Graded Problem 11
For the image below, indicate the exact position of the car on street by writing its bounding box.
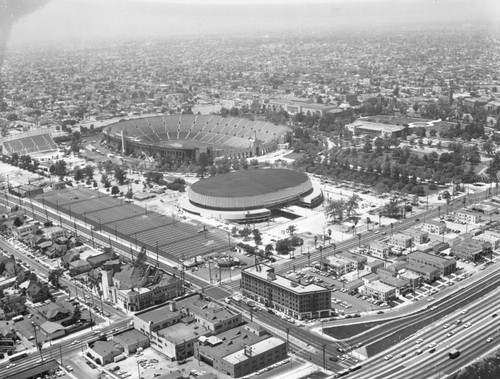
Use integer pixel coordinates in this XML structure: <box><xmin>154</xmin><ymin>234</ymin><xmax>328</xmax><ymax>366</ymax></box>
<box><xmin>428</xmin><ymin>342</ymin><xmax>436</xmax><ymax>348</ymax></box>
<box><xmin>443</xmin><ymin>324</ymin><xmax>450</xmax><ymax>329</ymax></box>
<box><xmin>463</xmin><ymin>322</ymin><xmax>472</xmax><ymax>328</ymax></box>
<box><xmin>447</xmin><ymin>331</ymin><xmax>455</xmax><ymax>337</ymax></box>
<box><xmin>487</xmin><ymin>337</ymin><xmax>494</xmax><ymax>343</ymax></box>
<box><xmin>384</xmin><ymin>354</ymin><xmax>393</xmax><ymax>360</ymax></box>
<box><xmin>416</xmin><ymin>339</ymin><xmax>423</xmax><ymax>344</ymax></box>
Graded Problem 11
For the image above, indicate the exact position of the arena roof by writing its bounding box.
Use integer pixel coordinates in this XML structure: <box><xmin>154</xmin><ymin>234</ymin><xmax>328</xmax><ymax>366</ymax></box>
<box><xmin>188</xmin><ymin>169</ymin><xmax>312</xmax><ymax>210</ymax></box>
<box><xmin>191</xmin><ymin>169</ymin><xmax>309</xmax><ymax>198</ymax></box>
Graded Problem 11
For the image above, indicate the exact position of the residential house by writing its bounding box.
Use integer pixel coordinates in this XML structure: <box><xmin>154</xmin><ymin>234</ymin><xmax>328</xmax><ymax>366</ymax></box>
<box><xmin>0</xmin><ymin>323</ymin><xmax>17</xmax><ymax>353</ymax></box>
<box><xmin>21</xmin><ymin>279</ymin><xmax>50</xmax><ymax>303</ymax></box>
<box><xmin>68</xmin><ymin>259</ymin><xmax>92</xmax><ymax>276</ymax></box>
<box><xmin>36</xmin><ymin>302</ymin><xmax>76</xmax><ymax>327</ymax></box>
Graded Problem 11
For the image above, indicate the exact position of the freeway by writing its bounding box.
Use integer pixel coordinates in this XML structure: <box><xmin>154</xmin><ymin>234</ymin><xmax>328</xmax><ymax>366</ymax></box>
<box><xmin>0</xmin><ymin>317</ymin><xmax>132</xmax><ymax>378</ymax></box>
<box><xmin>1</xmin><ymin>187</ymin><xmax>495</xmax><ymax>375</ymax></box>
<box><xmin>348</xmin><ymin>288</ymin><xmax>500</xmax><ymax>379</ymax></box>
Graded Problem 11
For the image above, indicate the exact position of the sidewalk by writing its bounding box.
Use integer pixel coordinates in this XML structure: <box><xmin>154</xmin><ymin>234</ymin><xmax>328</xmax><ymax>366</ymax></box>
<box><xmin>268</xmin><ymin>362</ymin><xmax>324</xmax><ymax>379</ymax></box>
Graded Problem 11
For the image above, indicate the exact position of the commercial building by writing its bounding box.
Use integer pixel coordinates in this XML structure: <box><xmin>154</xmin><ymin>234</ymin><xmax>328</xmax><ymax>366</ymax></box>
<box><xmin>133</xmin><ymin>293</ymin><xmax>242</xmax><ymax>361</ymax></box>
<box><xmin>101</xmin><ymin>264</ymin><xmax>183</xmax><ymax>312</ymax></box>
<box><xmin>112</xmin><ymin>329</ymin><xmax>150</xmax><ymax>355</ymax></box>
<box><xmin>421</xmin><ymin>220</ymin><xmax>446</xmax><ymax>235</ymax></box>
<box><xmin>407</xmin><ymin>251</ymin><xmax>456</xmax><ymax>277</ymax></box>
<box><xmin>86</xmin><ymin>340</ymin><xmax>124</xmax><ymax>365</ymax></box>
<box><xmin>241</xmin><ymin>265</ymin><xmax>331</xmax><ymax>320</ymax></box>
<box><xmin>194</xmin><ymin>323</ymin><xmax>287</xmax><ymax>378</ymax></box>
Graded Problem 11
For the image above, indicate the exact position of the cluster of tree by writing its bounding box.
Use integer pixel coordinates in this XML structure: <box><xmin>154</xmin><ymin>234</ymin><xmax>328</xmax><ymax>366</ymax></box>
<box><xmin>275</xmin><ymin>236</ymin><xmax>303</xmax><ymax>255</ymax></box>
<box><xmin>324</xmin><ymin>194</ymin><xmax>361</xmax><ymax>223</ymax></box>
<box><xmin>5</xmin><ymin>153</ymin><xmax>40</xmax><ymax>173</ymax></box>
<box><xmin>73</xmin><ymin>164</ymin><xmax>95</xmax><ymax>184</ymax></box>
<box><xmin>439</xmin><ymin>120</ymin><xmax>486</xmax><ymax>141</ymax></box>
<box><xmin>294</xmin><ymin>143</ymin><xmax>483</xmax><ymax>196</ymax></box>
<box><xmin>143</xmin><ymin>172</ymin><xmax>186</xmax><ymax>192</ymax></box>
<box><xmin>50</xmin><ymin>160</ymin><xmax>68</xmax><ymax>178</ymax></box>
<box><xmin>99</xmin><ymin>160</ymin><xmax>127</xmax><ymax>185</ymax></box>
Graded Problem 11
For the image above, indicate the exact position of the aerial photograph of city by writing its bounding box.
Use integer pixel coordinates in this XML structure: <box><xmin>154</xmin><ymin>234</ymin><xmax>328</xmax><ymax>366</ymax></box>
<box><xmin>0</xmin><ymin>0</ymin><xmax>499</xmax><ymax>378</ymax></box>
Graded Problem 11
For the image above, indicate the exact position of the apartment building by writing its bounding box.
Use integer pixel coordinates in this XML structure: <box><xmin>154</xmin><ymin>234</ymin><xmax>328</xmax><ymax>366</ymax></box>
<box><xmin>421</xmin><ymin>220</ymin><xmax>446</xmax><ymax>235</ymax></box>
<box><xmin>241</xmin><ymin>265</ymin><xmax>331</xmax><ymax>320</ymax></box>
<box><xmin>407</xmin><ymin>251</ymin><xmax>456</xmax><ymax>277</ymax></box>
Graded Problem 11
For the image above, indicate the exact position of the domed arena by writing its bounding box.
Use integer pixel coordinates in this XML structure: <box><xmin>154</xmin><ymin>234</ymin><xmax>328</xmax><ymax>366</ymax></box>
<box><xmin>103</xmin><ymin>115</ymin><xmax>290</xmax><ymax>161</ymax></box>
<box><xmin>181</xmin><ymin>169</ymin><xmax>323</xmax><ymax>223</ymax></box>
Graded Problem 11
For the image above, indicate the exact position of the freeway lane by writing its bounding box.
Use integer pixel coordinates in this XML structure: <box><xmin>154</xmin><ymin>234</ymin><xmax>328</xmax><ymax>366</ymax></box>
<box><xmin>348</xmin><ymin>289</ymin><xmax>500</xmax><ymax>379</ymax></box>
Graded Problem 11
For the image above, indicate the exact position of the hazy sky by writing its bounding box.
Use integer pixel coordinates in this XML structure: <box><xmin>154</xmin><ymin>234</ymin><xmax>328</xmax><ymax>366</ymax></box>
<box><xmin>2</xmin><ymin>0</ymin><xmax>500</xmax><ymax>47</ymax></box>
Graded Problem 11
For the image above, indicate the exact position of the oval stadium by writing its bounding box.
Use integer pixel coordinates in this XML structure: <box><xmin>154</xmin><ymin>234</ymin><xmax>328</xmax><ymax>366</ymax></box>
<box><xmin>103</xmin><ymin>115</ymin><xmax>291</xmax><ymax>161</ymax></box>
<box><xmin>181</xmin><ymin>169</ymin><xmax>323</xmax><ymax>223</ymax></box>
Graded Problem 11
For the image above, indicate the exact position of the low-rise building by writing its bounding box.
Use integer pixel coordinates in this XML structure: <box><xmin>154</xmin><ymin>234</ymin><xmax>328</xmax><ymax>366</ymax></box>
<box><xmin>404</xmin><ymin>263</ymin><xmax>440</xmax><ymax>283</ymax></box>
<box><xmin>113</xmin><ymin>329</ymin><xmax>150</xmax><ymax>355</ymax></box>
<box><xmin>101</xmin><ymin>263</ymin><xmax>183</xmax><ymax>312</ymax></box>
<box><xmin>194</xmin><ymin>323</ymin><xmax>287</xmax><ymax>378</ymax></box>
<box><xmin>368</xmin><ymin>241</ymin><xmax>390</xmax><ymax>259</ymax></box>
<box><xmin>13</xmin><ymin>221</ymin><xmax>40</xmax><ymax>238</ymax></box>
<box><xmin>241</xmin><ymin>265</ymin><xmax>331</xmax><ymax>320</ymax></box>
<box><xmin>321</xmin><ymin>256</ymin><xmax>355</xmax><ymax>276</ymax></box>
<box><xmin>86</xmin><ymin>340</ymin><xmax>124</xmax><ymax>365</ymax></box>
<box><xmin>421</xmin><ymin>220</ymin><xmax>446</xmax><ymax>235</ymax></box>
<box><xmin>133</xmin><ymin>293</ymin><xmax>242</xmax><ymax>361</ymax></box>
<box><xmin>455</xmin><ymin>210</ymin><xmax>482</xmax><ymax>224</ymax></box>
<box><xmin>44</xmin><ymin>226</ymin><xmax>66</xmax><ymax>240</ymax></box>
<box><xmin>408</xmin><ymin>251</ymin><xmax>456</xmax><ymax>277</ymax></box>
<box><xmin>359</xmin><ymin>280</ymin><xmax>396</xmax><ymax>301</ymax></box>
<box><xmin>389</xmin><ymin>233</ymin><xmax>413</xmax><ymax>249</ymax></box>
<box><xmin>450</xmin><ymin>237</ymin><xmax>486</xmax><ymax>261</ymax></box>
<box><xmin>403</xmin><ymin>228</ymin><xmax>429</xmax><ymax>244</ymax></box>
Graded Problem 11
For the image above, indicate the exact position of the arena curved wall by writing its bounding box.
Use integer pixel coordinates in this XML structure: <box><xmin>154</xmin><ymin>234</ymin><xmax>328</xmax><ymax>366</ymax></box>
<box><xmin>188</xmin><ymin>169</ymin><xmax>313</xmax><ymax>211</ymax></box>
